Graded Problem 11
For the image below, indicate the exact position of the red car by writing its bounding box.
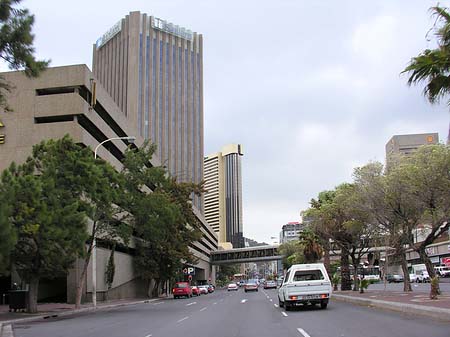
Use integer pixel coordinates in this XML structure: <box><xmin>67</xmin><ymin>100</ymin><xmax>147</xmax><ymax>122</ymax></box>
<box><xmin>191</xmin><ymin>286</ymin><xmax>201</xmax><ymax>296</ymax></box>
<box><xmin>173</xmin><ymin>282</ymin><xmax>192</xmax><ymax>299</ymax></box>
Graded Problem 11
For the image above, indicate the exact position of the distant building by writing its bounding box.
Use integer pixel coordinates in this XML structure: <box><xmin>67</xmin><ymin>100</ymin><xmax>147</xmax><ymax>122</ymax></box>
<box><xmin>385</xmin><ymin>133</ymin><xmax>439</xmax><ymax>167</ymax></box>
<box><xmin>279</xmin><ymin>222</ymin><xmax>304</xmax><ymax>244</ymax></box>
<box><xmin>244</xmin><ymin>237</ymin><xmax>268</xmax><ymax>248</ymax></box>
<box><xmin>204</xmin><ymin>144</ymin><xmax>244</xmax><ymax>248</ymax></box>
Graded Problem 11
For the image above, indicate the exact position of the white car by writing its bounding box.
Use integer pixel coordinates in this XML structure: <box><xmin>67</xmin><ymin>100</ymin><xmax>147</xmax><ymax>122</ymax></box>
<box><xmin>278</xmin><ymin>263</ymin><xmax>331</xmax><ymax>310</ymax></box>
<box><xmin>435</xmin><ymin>266</ymin><xmax>450</xmax><ymax>277</ymax></box>
<box><xmin>409</xmin><ymin>274</ymin><xmax>419</xmax><ymax>283</ymax></box>
<box><xmin>227</xmin><ymin>283</ymin><xmax>239</xmax><ymax>291</ymax></box>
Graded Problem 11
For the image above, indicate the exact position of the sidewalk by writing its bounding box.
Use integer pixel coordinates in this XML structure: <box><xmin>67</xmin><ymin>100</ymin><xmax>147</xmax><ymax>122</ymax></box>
<box><xmin>333</xmin><ymin>288</ymin><xmax>450</xmax><ymax>321</ymax></box>
<box><xmin>0</xmin><ymin>297</ymin><xmax>158</xmax><ymax>325</ymax></box>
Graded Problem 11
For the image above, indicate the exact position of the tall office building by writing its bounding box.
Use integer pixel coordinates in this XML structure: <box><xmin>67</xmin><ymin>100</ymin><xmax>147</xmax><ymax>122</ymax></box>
<box><xmin>385</xmin><ymin>133</ymin><xmax>439</xmax><ymax>167</ymax></box>
<box><xmin>204</xmin><ymin>144</ymin><xmax>244</xmax><ymax>248</ymax></box>
<box><xmin>92</xmin><ymin>12</ymin><xmax>204</xmax><ymax>211</ymax></box>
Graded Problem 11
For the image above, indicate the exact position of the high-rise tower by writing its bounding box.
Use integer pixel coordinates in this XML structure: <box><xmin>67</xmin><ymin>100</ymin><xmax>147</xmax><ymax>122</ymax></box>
<box><xmin>204</xmin><ymin>144</ymin><xmax>244</xmax><ymax>248</ymax></box>
<box><xmin>92</xmin><ymin>12</ymin><xmax>204</xmax><ymax>211</ymax></box>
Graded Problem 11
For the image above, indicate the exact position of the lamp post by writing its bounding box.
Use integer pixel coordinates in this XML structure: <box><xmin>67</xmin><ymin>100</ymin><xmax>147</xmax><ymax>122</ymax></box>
<box><xmin>92</xmin><ymin>136</ymin><xmax>135</xmax><ymax>307</ymax></box>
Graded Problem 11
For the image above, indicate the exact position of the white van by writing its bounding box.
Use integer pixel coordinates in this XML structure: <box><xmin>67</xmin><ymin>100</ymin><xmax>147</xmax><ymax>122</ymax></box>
<box><xmin>277</xmin><ymin>263</ymin><xmax>332</xmax><ymax>311</ymax></box>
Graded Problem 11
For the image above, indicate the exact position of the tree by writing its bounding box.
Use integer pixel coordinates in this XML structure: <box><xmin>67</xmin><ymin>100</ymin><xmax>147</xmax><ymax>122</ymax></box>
<box><xmin>298</xmin><ymin>228</ymin><xmax>323</xmax><ymax>263</ymax></box>
<box><xmin>1</xmin><ymin>138</ymin><xmax>91</xmax><ymax>312</ymax></box>
<box><xmin>403</xmin><ymin>6</ymin><xmax>450</xmax><ymax>105</ymax></box>
<box><xmin>278</xmin><ymin>240</ymin><xmax>304</xmax><ymax>270</ymax></box>
<box><xmin>122</xmin><ymin>141</ymin><xmax>202</xmax><ymax>297</ymax></box>
<box><xmin>0</xmin><ymin>0</ymin><xmax>49</xmax><ymax>111</ymax></box>
<box><xmin>0</xmin><ymin>176</ymin><xmax>16</xmax><ymax>275</ymax></box>
<box><xmin>397</xmin><ymin>145</ymin><xmax>450</xmax><ymax>298</ymax></box>
<box><xmin>353</xmin><ymin>162</ymin><xmax>419</xmax><ymax>292</ymax></box>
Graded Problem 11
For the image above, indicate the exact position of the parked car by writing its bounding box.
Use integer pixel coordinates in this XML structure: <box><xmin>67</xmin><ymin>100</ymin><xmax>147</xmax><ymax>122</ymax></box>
<box><xmin>227</xmin><ymin>283</ymin><xmax>239</xmax><ymax>291</ymax></box>
<box><xmin>278</xmin><ymin>263</ymin><xmax>331</xmax><ymax>310</ymax></box>
<box><xmin>173</xmin><ymin>282</ymin><xmax>192</xmax><ymax>299</ymax></box>
<box><xmin>198</xmin><ymin>285</ymin><xmax>209</xmax><ymax>294</ymax></box>
<box><xmin>386</xmin><ymin>274</ymin><xmax>404</xmax><ymax>283</ymax></box>
<box><xmin>435</xmin><ymin>266</ymin><xmax>450</xmax><ymax>277</ymax></box>
<box><xmin>207</xmin><ymin>284</ymin><xmax>215</xmax><ymax>293</ymax></box>
<box><xmin>191</xmin><ymin>286</ymin><xmax>200</xmax><ymax>296</ymax></box>
<box><xmin>244</xmin><ymin>279</ymin><xmax>259</xmax><ymax>292</ymax></box>
<box><xmin>409</xmin><ymin>274</ymin><xmax>419</xmax><ymax>283</ymax></box>
<box><xmin>263</xmin><ymin>280</ymin><xmax>277</xmax><ymax>289</ymax></box>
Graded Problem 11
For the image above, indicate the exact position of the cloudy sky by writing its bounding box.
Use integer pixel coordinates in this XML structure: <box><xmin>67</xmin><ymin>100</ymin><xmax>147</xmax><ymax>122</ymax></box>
<box><xmin>25</xmin><ymin>0</ymin><xmax>449</xmax><ymax>244</ymax></box>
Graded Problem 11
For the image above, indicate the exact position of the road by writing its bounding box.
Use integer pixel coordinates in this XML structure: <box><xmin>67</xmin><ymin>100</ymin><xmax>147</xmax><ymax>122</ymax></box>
<box><xmin>14</xmin><ymin>288</ymin><xmax>450</xmax><ymax>337</ymax></box>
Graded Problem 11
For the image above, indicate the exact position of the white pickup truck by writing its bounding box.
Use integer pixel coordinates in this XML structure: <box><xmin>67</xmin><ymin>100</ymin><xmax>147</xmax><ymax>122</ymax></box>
<box><xmin>278</xmin><ymin>263</ymin><xmax>332</xmax><ymax>311</ymax></box>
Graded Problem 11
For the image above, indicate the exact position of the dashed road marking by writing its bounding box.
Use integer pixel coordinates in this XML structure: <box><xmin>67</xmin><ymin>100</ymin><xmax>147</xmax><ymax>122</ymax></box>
<box><xmin>297</xmin><ymin>328</ymin><xmax>312</xmax><ymax>337</ymax></box>
<box><xmin>144</xmin><ymin>334</ymin><xmax>152</xmax><ymax>337</ymax></box>
<box><xmin>177</xmin><ymin>316</ymin><xmax>189</xmax><ymax>323</ymax></box>
<box><xmin>153</xmin><ymin>302</ymin><xmax>164</xmax><ymax>305</ymax></box>
<box><xmin>270</xmin><ymin>299</ymin><xmax>273</xmax><ymax>302</ymax></box>
<box><xmin>241</xmin><ymin>299</ymin><xmax>247</xmax><ymax>303</ymax></box>
<box><xmin>213</xmin><ymin>302</ymin><xmax>217</xmax><ymax>305</ymax></box>
<box><xmin>274</xmin><ymin>304</ymin><xmax>279</xmax><ymax>308</ymax></box>
<box><xmin>282</xmin><ymin>311</ymin><xmax>288</xmax><ymax>317</ymax></box>
<box><xmin>200</xmin><ymin>307</ymin><xmax>207</xmax><ymax>311</ymax></box>
<box><xmin>186</xmin><ymin>302</ymin><xmax>197</xmax><ymax>306</ymax></box>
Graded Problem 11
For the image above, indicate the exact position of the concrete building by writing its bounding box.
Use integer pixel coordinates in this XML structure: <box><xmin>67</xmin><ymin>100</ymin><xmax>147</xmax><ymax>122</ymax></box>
<box><xmin>279</xmin><ymin>222</ymin><xmax>304</xmax><ymax>244</ymax></box>
<box><xmin>92</xmin><ymin>12</ymin><xmax>204</xmax><ymax>211</ymax></box>
<box><xmin>385</xmin><ymin>133</ymin><xmax>439</xmax><ymax>167</ymax></box>
<box><xmin>0</xmin><ymin>64</ymin><xmax>217</xmax><ymax>302</ymax></box>
<box><xmin>204</xmin><ymin>144</ymin><xmax>244</xmax><ymax>248</ymax></box>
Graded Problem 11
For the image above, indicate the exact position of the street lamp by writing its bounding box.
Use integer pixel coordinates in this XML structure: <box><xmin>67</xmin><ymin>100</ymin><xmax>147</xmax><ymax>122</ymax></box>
<box><xmin>92</xmin><ymin>136</ymin><xmax>135</xmax><ymax>307</ymax></box>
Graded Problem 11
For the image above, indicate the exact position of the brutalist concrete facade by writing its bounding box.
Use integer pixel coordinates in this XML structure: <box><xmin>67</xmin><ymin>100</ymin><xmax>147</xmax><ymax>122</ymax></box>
<box><xmin>0</xmin><ymin>65</ymin><xmax>217</xmax><ymax>303</ymax></box>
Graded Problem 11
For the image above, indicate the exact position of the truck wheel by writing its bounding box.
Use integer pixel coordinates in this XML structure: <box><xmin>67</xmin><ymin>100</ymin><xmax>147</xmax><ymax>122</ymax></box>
<box><xmin>320</xmin><ymin>301</ymin><xmax>328</xmax><ymax>309</ymax></box>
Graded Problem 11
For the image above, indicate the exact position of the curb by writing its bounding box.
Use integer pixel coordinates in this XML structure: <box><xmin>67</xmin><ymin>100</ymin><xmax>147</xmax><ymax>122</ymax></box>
<box><xmin>333</xmin><ymin>294</ymin><xmax>450</xmax><ymax>321</ymax></box>
<box><xmin>0</xmin><ymin>298</ymin><xmax>159</xmax><ymax>337</ymax></box>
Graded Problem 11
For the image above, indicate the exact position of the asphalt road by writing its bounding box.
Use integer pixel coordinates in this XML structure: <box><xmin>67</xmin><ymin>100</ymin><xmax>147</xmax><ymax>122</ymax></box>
<box><xmin>14</xmin><ymin>288</ymin><xmax>450</xmax><ymax>337</ymax></box>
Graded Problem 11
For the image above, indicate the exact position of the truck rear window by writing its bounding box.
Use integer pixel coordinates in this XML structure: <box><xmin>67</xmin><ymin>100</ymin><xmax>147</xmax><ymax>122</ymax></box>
<box><xmin>293</xmin><ymin>270</ymin><xmax>324</xmax><ymax>281</ymax></box>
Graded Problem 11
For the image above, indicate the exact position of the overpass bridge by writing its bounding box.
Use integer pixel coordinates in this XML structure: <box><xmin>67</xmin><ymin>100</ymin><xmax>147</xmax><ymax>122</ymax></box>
<box><xmin>211</xmin><ymin>245</ymin><xmax>283</xmax><ymax>265</ymax></box>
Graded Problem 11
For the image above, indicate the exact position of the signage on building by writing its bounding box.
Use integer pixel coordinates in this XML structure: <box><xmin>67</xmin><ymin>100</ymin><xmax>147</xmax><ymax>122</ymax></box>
<box><xmin>151</xmin><ymin>17</ymin><xmax>193</xmax><ymax>41</ymax></box>
<box><xmin>183</xmin><ymin>267</ymin><xmax>195</xmax><ymax>275</ymax></box>
<box><xmin>96</xmin><ymin>20</ymin><xmax>122</xmax><ymax>49</ymax></box>
<box><xmin>443</xmin><ymin>257</ymin><xmax>450</xmax><ymax>266</ymax></box>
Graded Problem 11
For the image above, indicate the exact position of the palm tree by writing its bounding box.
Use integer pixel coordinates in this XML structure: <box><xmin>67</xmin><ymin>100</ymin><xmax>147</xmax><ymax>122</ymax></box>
<box><xmin>299</xmin><ymin>228</ymin><xmax>323</xmax><ymax>263</ymax></box>
<box><xmin>402</xmin><ymin>6</ymin><xmax>450</xmax><ymax>143</ymax></box>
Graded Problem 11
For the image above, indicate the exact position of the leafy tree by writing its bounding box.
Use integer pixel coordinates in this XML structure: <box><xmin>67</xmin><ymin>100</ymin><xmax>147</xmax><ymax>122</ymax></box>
<box><xmin>0</xmin><ymin>0</ymin><xmax>49</xmax><ymax>111</ymax></box>
<box><xmin>403</xmin><ymin>6</ymin><xmax>450</xmax><ymax>105</ymax></box>
<box><xmin>397</xmin><ymin>145</ymin><xmax>450</xmax><ymax>298</ymax></box>
<box><xmin>278</xmin><ymin>240</ymin><xmax>304</xmax><ymax>270</ymax></box>
<box><xmin>1</xmin><ymin>138</ymin><xmax>90</xmax><ymax>312</ymax></box>
<box><xmin>0</xmin><ymin>178</ymin><xmax>16</xmax><ymax>275</ymax></box>
<box><xmin>105</xmin><ymin>243</ymin><xmax>116</xmax><ymax>299</ymax></box>
<box><xmin>122</xmin><ymin>141</ymin><xmax>202</xmax><ymax>297</ymax></box>
<box><xmin>353</xmin><ymin>162</ymin><xmax>419</xmax><ymax>292</ymax></box>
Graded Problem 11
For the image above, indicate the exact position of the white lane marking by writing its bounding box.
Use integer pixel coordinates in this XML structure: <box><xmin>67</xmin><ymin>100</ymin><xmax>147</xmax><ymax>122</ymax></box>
<box><xmin>266</xmin><ymin>296</ymin><xmax>270</xmax><ymax>299</ymax></box>
<box><xmin>282</xmin><ymin>311</ymin><xmax>288</xmax><ymax>317</ymax></box>
<box><xmin>177</xmin><ymin>316</ymin><xmax>189</xmax><ymax>323</ymax></box>
<box><xmin>200</xmin><ymin>307</ymin><xmax>207</xmax><ymax>311</ymax></box>
<box><xmin>274</xmin><ymin>304</ymin><xmax>279</xmax><ymax>308</ymax></box>
<box><xmin>186</xmin><ymin>302</ymin><xmax>197</xmax><ymax>306</ymax></box>
<box><xmin>297</xmin><ymin>328</ymin><xmax>312</xmax><ymax>337</ymax></box>
<box><xmin>241</xmin><ymin>299</ymin><xmax>247</xmax><ymax>303</ymax></box>
<box><xmin>144</xmin><ymin>335</ymin><xmax>152</xmax><ymax>337</ymax></box>
<box><xmin>213</xmin><ymin>302</ymin><xmax>217</xmax><ymax>305</ymax></box>
<box><xmin>153</xmin><ymin>302</ymin><xmax>163</xmax><ymax>305</ymax></box>
<box><xmin>270</xmin><ymin>299</ymin><xmax>273</xmax><ymax>302</ymax></box>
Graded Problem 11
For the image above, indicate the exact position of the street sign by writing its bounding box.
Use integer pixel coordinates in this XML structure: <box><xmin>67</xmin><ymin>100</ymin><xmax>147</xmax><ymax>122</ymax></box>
<box><xmin>183</xmin><ymin>267</ymin><xmax>195</xmax><ymax>275</ymax></box>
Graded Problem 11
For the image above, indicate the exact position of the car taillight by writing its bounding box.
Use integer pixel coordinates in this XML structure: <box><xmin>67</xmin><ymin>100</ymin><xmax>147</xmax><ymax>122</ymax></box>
<box><xmin>290</xmin><ymin>296</ymin><xmax>297</xmax><ymax>300</ymax></box>
<box><xmin>321</xmin><ymin>294</ymin><xmax>328</xmax><ymax>298</ymax></box>
<box><xmin>172</xmin><ymin>289</ymin><xmax>175</xmax><ymax>293</ymax></box>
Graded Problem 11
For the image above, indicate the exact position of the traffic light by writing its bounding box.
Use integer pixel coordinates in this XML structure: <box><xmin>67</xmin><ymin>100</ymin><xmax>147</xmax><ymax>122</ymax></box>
<box><xmin>0</xmin><ymin>134</ymin><xmax>4</xmax><ymax>144</ymax></box>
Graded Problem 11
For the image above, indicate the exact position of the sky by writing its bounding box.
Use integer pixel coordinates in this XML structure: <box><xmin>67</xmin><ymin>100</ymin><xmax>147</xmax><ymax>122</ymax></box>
<box><xmin>23</xmin><ymin>0</ymin><xmax>450</xmax><ymax>244</ymax></box>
